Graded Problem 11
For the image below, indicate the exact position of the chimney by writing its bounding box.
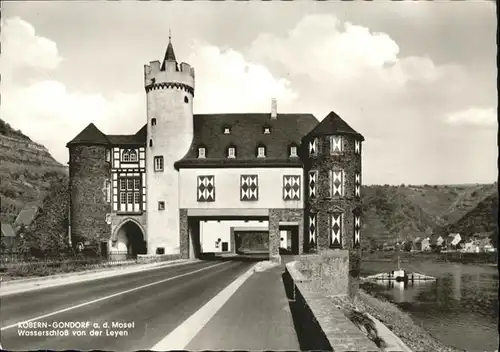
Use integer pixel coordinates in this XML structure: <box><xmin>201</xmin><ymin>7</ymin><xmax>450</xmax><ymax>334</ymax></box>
<box><xmin>271</xmin><ymin>98</ymin><xmax>277</xmax><ymax>119</ymax></box>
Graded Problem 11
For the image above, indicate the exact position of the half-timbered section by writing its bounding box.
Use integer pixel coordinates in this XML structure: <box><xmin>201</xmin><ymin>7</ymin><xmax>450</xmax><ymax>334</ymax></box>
<box><xmin>109</xmin><ymin>145</ymin><xmax>147</xmax><ymax>213</ymax></box>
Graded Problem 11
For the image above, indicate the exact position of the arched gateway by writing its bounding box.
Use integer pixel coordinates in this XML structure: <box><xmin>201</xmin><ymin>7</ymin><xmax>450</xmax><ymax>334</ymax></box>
<box><xmin>111</xmin><ymin>219</ymin><xmax>147</xmax><ymax>258</ymax></box>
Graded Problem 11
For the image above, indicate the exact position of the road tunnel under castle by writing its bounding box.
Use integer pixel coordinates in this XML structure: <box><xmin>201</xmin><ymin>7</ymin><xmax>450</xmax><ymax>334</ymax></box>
<box><xmin>185</xmin><ymin>217</ymin><xmax>301</xmax><ymax>258</ymax></box>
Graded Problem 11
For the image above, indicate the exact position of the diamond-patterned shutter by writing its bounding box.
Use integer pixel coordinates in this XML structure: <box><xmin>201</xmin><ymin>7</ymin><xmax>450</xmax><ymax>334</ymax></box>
<box><xmin>330</xmin><ymin>212</ymin><xmax>343</xmax><ymax>249</ymax></box>
<box><xmin>197</xmin><ymin>176</ymin><xmax>215</xmax><ymax>202</ymax></box>
<box><xmin>241</xmin><ymin>175</ymin><xmax>258</xmax><ymax>201</ymax></box>
<box><xmin>353</xmin><ymin>210</ymin><xmax>361</xmax><ymax>247</ymax></box>
<box><xmin>309</xmin><ymin>138</ymin><xmax>318</xmax><ymax>156</ymax></box>
<box><xmin>355</xmin><ymin>140</ymin><xmax>361</xmax><ymax>154</ymax></box>
<box><xmin>308</xmin><ymin>170</ymin><xmax>318</xmax><ymax>199</ymax></box>
<box><xmin>308</xmin><ymin>213</ymin><xmax>317</xmax><ymax>247</ymax></box>
<box><xmin>330</xmin><ymin>135</ymin><xmax>343</xmax><ymax>153</ymax></box>
<box><xmin>283</xmin><ymin>175</ymin><xmax>301</xmax><ymax>200</ymax></box>
<box><xmin>355</xmin><ymin>172</ymin><xmax>361</xmax><ymax>198</ymax></box>
<box><xmin>329</xmin><ymin>169</ymin><xmax>344</xmax><ymax>197</ymax></box>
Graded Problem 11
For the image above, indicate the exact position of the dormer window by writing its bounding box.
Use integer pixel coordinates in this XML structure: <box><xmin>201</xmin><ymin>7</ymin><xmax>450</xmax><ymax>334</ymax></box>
<box><xmin>257</xmin><ymin>145</ymin><xmax>266</xmax><ymax>158</ymax></box>
<box><xmin>263</xmin><ymin>126</ymin><xmax>271</xmax><ymax>134</ymax></box>
<box><xmin>289</xmin><ymin>145</ymin><xmax>298</xmax><ymax>158</ymax></box>
<box><xmin>198</xmin><ymin>147</ymin><xmax>206</xmax><ymax>159</ymax></box>
<box><xmin>151</xmin><ymin>118</ymin><xmax>157</xmax><ymax>126</ymax></box>
<box><xmin>223</xmin><ymin>126</ymin><xmax>231</xmax><ymax>135</ymax></box>
<box><xmin>227</xmin><ymin>147</ymin><xmax>236</xmax><ymax>158</ymax></box>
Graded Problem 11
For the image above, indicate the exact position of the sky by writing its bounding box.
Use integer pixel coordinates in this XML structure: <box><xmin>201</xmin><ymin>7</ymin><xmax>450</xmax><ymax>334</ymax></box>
<box><xmin>0</xmin><ymin>1</ymin><xmax>497</xmax><ymax>185</ymax></box>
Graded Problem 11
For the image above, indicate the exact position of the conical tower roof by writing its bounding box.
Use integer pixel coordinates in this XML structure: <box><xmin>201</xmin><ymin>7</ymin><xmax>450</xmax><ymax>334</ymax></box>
<box><xmin>305</xmin><ymin>111</ymin><xmax>364</xmax><ymax>141</ymax></box>
<box><xmin>66</xmin><ymin>123</ymin><xmax>110</xmax><ymax>147</ymax></box>
<box><xmin>161</xmin><ymin>30</ymin><xmax>177</xmax><ymax>71</ymax></box>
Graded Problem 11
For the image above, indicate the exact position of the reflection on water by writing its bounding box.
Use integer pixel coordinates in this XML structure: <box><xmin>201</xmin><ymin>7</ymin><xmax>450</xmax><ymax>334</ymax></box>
<box><xmin>371</xmin><ymin>280</ymin><xmax>435</xmax><ymax>303</ymax></box>
<box><xmin>361</xmin><ymin>260</ymin><xmax>499</xmax><ymax>352</ymax></box>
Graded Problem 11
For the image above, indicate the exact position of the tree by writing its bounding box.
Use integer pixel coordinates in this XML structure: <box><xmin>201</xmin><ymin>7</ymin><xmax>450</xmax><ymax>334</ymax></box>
<box><xmin>21</xmin><ymin>179</ymin><xmax>72</xmax><ymax>256</ymax></box>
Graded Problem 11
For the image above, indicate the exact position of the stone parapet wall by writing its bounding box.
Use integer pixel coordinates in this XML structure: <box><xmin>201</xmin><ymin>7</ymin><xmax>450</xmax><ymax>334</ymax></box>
<box><xmin>137</xmin><ymin>254</ymin><xmax>181</xmax><ymax>264</ymax></box>
<box><xmin>295</xmin><ymin>250</ymin><xmax>350</xmax><ymax>296</ymax></box>
<box><xmin>285</xmin><ymin>259</ymin><xmax>380</xmax><ymax>352</ymax></box>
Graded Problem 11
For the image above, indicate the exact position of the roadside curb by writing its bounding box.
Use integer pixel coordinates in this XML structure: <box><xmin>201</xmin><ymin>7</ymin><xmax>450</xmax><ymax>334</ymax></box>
<box><xmin>0</xmin><ymin>259</ymin><xmax>196</xmax><ymax>297</ymax></box>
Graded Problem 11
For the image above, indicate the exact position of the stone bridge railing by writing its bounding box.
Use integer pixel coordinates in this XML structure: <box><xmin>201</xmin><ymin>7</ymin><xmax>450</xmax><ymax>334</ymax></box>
<box><xmin>284</xmin><ymin>251</ymin><xmax>381</xmax><ymax>352</ymax></box>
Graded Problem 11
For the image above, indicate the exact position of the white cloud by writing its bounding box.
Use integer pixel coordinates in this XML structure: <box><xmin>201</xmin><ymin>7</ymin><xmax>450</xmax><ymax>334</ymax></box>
<box><xmin>1</xmin><ymin>80</ymin><xmax>143</xmax><ymax>164</ymax></box>
<box><xmin>0</xmin><ymin>17</ymin><xmax>143</xmax><ymax>164</ymax></box>
<box><xmin>1</xmin><ymin>17</ymin><xmax>298</xmax><ymax>164</ymax></box>
<box><xmin>0</xmin><ymin>17</ymin><xmax>62</xmax><ymax>72</ymax></box>
<box><xmin>446</xmin><ymin>107</ymin><xmax>497</xmax><ymax>128</ymax></box>
<box><xmin>187</xmin><ymin>43</ymin><xmax>297</xmax><ymax>113</ymax></box>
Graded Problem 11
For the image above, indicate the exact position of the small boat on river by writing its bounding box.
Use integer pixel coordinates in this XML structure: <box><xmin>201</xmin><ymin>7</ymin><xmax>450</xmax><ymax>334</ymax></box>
<box><xmin>364</xmin><ymin>256</ymin><xmax>436</xmax><ymax>282</ymax></box>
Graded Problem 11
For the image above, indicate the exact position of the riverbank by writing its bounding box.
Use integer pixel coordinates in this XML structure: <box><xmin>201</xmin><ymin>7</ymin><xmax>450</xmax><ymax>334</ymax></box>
<box><xmin>362</xmin><ymin>250</ymin><xmax>498</xmax><ymax>265</ymax></box>
<box><xmin>330</xmin><ymin>290</ymin><xmax>464</xmax><ymax>352</ymax></box>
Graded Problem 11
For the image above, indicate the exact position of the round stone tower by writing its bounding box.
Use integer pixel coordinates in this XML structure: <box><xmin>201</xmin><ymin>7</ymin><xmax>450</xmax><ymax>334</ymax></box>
<box><xmin>66</xmin><ymin>123</ymin><xmax>112</xmax><ymax>251</ymax></box>
<box><xmin>303</xmin><ymin>111</ymin><xmax>364</xmax><ymax>253</ymax></box>
<box><xmin>302</xmin><ymin>111</ymin><xmax>364</xmax><ymax>297</ymax></box>
<box><xmin>144</xmin><ymin>36</ymin><xmax>195</xmax><ymax>255</ymax></box>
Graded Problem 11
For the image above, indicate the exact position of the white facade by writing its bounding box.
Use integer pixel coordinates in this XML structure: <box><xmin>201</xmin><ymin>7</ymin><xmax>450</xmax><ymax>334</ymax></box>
<box><xmin>179</xmin><ymin>168</ymin><xmax>304</xmax><ymax>210</ymax></box>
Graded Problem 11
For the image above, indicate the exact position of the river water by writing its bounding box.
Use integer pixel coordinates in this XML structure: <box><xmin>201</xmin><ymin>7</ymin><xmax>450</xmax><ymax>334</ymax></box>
<box><xmin>360</xmin><ymin>260</ymin><xmax>499</xmax><ymax>352</ymax></box>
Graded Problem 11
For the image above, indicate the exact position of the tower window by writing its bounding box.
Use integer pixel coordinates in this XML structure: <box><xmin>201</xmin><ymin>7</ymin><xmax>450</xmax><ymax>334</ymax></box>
<box><xmin>227</xmin><ymin>147</ymin><xmax>236</xmax><ymax>158</ymax></box>
<box><xmin>223</xmin><ymin>126</ymin><xmax>231</xmax><ymax>135</ymax></box>
<box><xmin>122</xmin><ymin>149</ymin><xmax>137</xmax><ymax>162</ymax></box>
<box><xmin>263</xmin><ymin>126</ymin><xmax>271</xmax><ymax>134</ymax></box>
<box><xmin>151</xmin><ymin>118</ymin><xmax>157</xmax><ymax>126</ymax></box>
<box><xmin>198</xmin><ymin>147</ymin><xmax>206</xmax><ymax>159</ymax></box>
<box><xmin>184</xmin><ymin>96</ymin><xmax>189</xmax><ymax>104</ymax></box>
<box><xmin>257</xmin><ymin>146</ymin><xmax>266</xmax><ymax>158</ymax></box>
<box><xmin>330</xmin><ymin>135</ymin><xmax>343</xmax><ymax>154</ymax></box>
<box><xmin>154</xmin><ymin>156</ymin><xmax>164</xmax><ymax>171</ymax></box>
<box><xmin>158</xmin><ymin>201</ymin><xmax>165</xmax><ymax>210</ymax></box>
<box><xmin>149</xmin><ymin>139</ymin><xmax>153</xmax><ymax>147</ymax></box>
<box><xmin>289</xmin><ymin>146</ymin><xmax>298</xmax><ymax>158</ymax></box>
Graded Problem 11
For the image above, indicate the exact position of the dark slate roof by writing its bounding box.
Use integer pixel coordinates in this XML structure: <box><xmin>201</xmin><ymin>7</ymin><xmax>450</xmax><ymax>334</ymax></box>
<box><xmin>66</xmin><ymin>123</ymin><xmax>110</xmax><ymax>147</ymax></box>
<box><xmin>304</xmin><ymin>111</ymin><xmax>364</xmax><ymax>141</ymax></box>
<box><xmin>68</xmin><ymin>123</ymin><xmax>147</xmax><ymax>147</ymax></box>
<box><xmin>106</xmin><ymin>125</ymin><xmax>147</xmax><ymax>145</ymax></box>
<box><xmin>1</xmin><ymin>223</ymin><xmax>15</xmax><ymax>237</ymax></box>
<box><xmin>174</xmin><ymin>113</ymin><xmax>319</xmax><ymax>169</ymax></box>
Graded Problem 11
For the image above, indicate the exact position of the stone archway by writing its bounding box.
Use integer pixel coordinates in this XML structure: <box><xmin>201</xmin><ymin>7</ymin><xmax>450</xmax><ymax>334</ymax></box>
<box><xmin>112</xmin><ymin>219</ymin><xmax>147</xmax><ymax>258</ymax></box>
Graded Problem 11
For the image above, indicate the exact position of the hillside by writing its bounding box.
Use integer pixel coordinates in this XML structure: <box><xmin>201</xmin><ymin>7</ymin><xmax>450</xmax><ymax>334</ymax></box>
<box><xmin>0</xmin><ymin>119</ymin><xmax>68</xmax><ymax>224</ymax></box>
<box><xmin>437</xmin><ymin>192</ymin><xmax>498</xmax><ymax>240</ymax></box>
<box><xmin>361</xmin><ymin>183</ymin><xmax>498</xmax><ymax>247</ymax></box>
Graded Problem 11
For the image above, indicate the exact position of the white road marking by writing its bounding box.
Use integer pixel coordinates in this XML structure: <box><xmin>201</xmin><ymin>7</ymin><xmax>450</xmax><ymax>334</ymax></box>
<box><xmin>0</xmin><ymin>262</ymin><xmax>228</xmax><ymax>332</ymax></box>
<box><xmin>151</xmin><ymin>262</ymin><xmax>258</xmax><ymax>351</ymax></box>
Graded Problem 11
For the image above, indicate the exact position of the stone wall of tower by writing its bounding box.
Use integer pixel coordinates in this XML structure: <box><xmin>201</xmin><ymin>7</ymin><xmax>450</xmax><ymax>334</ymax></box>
<box><xmin>69</xmin><ymin>145</ymin><xmax>111</xmax><ymax>249</ymax></box>
<box><xmin>145</xmin><ymin>60</ymin><xmax>195</xmax><ymax>255</ymax></box>
<box><xmin>304</xmin><ymin>135</ymin><xmax>362</xmax><ymax>252</ymax></box>
<box><xmin>303</xmin><ymin>133</ymin><xmax>363</xmax><ymax>297</ymax></box>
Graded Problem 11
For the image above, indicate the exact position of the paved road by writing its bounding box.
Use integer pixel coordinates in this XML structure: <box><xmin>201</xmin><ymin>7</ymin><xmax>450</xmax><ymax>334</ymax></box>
<box><xmin>186</xmin><ymin>264</ymin><xmax>300</xmax><ymax>351</ymax></box>
<box><xmin>0</xmin><ymin>260</ymin><xmax>255</xmax><ymax>351</ymax></box>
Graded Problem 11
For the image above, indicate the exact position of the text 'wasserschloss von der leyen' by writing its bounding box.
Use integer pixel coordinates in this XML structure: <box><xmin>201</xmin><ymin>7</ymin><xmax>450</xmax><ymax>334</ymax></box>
<box><xmin>17</xmin><ymin>321</ymin><xmax>135</xmax><ymax>337</ymax></box>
